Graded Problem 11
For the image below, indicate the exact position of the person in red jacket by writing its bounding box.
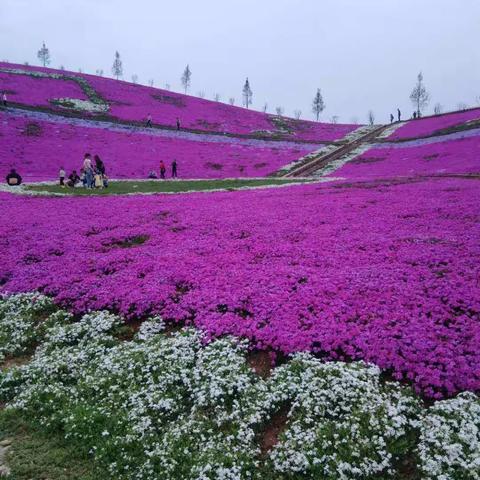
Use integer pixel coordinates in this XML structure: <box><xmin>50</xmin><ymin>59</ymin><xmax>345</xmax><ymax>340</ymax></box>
<box><xmin>159</xmin><ymin>160</ymin><xmax>166</xmax><ymax>179</ymax></box>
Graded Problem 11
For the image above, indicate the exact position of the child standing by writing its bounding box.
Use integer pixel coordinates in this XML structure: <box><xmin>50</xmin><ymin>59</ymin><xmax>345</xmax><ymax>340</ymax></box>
<box><xmin>59</xmin><ymin>167</ymin><xmax>66</xmax><ymax>186</ymax></box>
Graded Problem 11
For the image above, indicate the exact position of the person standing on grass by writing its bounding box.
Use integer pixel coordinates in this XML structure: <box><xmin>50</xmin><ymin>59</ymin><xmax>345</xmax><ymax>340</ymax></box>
<box><xmin>59</xmin><ymin>166</ymin><xmax>66</xmax><ymax>186</ymax></box>
<box><xmin>83</xmin><ymin>153</ymin><xmax>94</xmax><ymax>188</ymax></box>
<box><xmin>94</xmin><ymin>155</ymin><xmax>105</xmax><ymax>175</ymax></box>
<box><xmin>146</xmin><ymin>114</ymin><xmax>152</xmax><ymax>128</ymax></box>
<box><xmin>172</xmin><ymin>159</ymin><xmax>178</xmax><ymax>178</ymax></box>
<box><xmin>397</xmin><ymin>108</ymin><xmax>401</xmax><ymax>121</ymax></box>
<box><xmin>159</xmin><ymin>160</ymin><xmax>166</xmax><ymax>179</ymax></box>
<box><xmin>176</xmin><ymin>117</ymin><xmax>181</xmax><ymax>130</ymax></box>
<box><xmin>390</xmin><ymin>113</ymin><xmax>394</xmax><ymax>124</ymax></box>
<box><xmin>2</xmin><ymin>92</ymin><xmax>6</xmax><ymax>107</ymax></box>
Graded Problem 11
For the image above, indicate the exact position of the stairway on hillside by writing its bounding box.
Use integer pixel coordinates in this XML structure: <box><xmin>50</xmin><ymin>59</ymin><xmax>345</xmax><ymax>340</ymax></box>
<box><xmin>282</xmin><ymin>124</ymin><xmax>389</xmax><ymax>178</ymax></box>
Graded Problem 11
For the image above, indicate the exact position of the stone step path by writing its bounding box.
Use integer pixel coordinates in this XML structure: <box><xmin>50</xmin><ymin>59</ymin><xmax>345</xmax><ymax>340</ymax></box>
<box><xmin>283</xmin><ymin>124</ymin><xmax>389</xmax><ymax>178</ymax></box>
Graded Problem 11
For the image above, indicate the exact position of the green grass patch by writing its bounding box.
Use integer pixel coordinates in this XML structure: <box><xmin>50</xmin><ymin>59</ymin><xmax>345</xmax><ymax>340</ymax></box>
<box><xmin>25</xmin><ymin>178</ymin><xmax>311</xmax><ymax>196</ymax></box>
<box><xmin>0</xmin><ymin>409</ymin><xmax>101</xmax><ymax>480</ymax></box>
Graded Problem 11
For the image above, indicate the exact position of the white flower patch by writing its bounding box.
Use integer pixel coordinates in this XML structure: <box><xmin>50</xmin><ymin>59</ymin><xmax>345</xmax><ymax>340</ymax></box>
<box><xmin>136</xmin><ymin>316</ymin><xmax>166</xmax><ymax>341</ymax></box>
<box><xmin>264</xmin><ymin>353</ymin><xmax>422</xmax><ymax>479</ymax></box>
<box><xmin>418</xmin><ymin>392</ymin><xmax>480</xmax><ymax>480</ymax></box>
<box><xmin>52</xmin><ymin>97</ymin><xmax>109</xmax><ymax>113</ymax></box>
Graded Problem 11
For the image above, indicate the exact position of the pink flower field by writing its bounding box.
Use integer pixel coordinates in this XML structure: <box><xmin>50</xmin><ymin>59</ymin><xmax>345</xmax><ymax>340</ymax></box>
<box><xmin>1</xmin><ymin>176</ymin><xmax>479</xmax><ymax>399</ymax></box>
<box><xmin>388</xmin><ymin>108</ymin><xmax>480</xmax><ymax>140</ymax></box>
<box><xmin>334</xmin><ymin>133</ymin><xmax>480</xmax><ymax>180</ymax></box>
<box><xmin>0</xmin><ymin>110</ymin><xmax>320</xmax><ymax>181</ymax></box>
<box><xmin>0</xmin><ymin>70</ymin><xmax>88</xmax><ymax>107</ymax></box>
<box><xmin>0</xmin><ymin>62</ymin><xmax>359</xmax><ymax>141</ymax></box>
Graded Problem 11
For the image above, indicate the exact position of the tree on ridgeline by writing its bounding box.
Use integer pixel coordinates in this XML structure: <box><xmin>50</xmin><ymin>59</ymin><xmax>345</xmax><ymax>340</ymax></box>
<box><xmin>294</xmin><ymin>109</ymin><xmax>302</xmax><ymax>119</ymax></box>
<box><xmin>59</xmin><ymin>65</ymin><xmax>65</xmax><ymax>70</ymax></box>
<box><xmin>148</xmin><ymin>79</ymin><xmax>154</xmax><ymax>87</ymax></box>
<box><xmin>275</xmin><ymin>106</ymin><xmax>284</xmax><ymax>116</ymax></box>
<box><xmin>131</xmin><ymin>74</ymin><xmax>138</xmax><ymax>84</ymax></box>
<box><xmin>433</xmin><ymin>103</ymin><xmax>443</xmax><ymax>115</ymax></box>
<box><xmin>457</xmin><ymin>102</ymin><xmax>468</xmax><ymax>111</ymax></box>
<box><xmin>312</xmin><ymin>88</ymin><xmax>325</xmax><ymax>121</ymax></box>
<box><xmin>197</xmin><ymin>90</ymin><xmax>206</xmax><ymax>98</ymax></box>
<box><xmin>181</xmin><ymin>64</ymin><xmax>192</xmax><ymax>94</ymax></box>
<box><xmin>164</xmin><ymin>83</ymin><xmax>171</xmax><ymax>91</ymax></box>
<box><xmin>262</xmin><ymin>102</ymin><xmax>268</xmax><ymax>113</ymax></box>
<box><xmin>112</xmin><ymin>51</ymin><xmax>123</xmax><ymax>80</ymax></box>
<box><xmin>410</xmin><ymin>72</ymin><xmax>430</xmax><ymax>117</ymax></box>
<box><xmin>242</xmin><ymin>78</ymin><xmax>252</xmax><ymax>108</ymax></box>
<box><xmin>367</xmin><ymin>110</ymin><xmax>375</xmax><ymax>125</ymax></box>
<box><xmin>228</xmin><ymin>97</ymin><xmax>235</xmax><ymax>105</ymax></box>
<box><xmin>350</xmin><ymin>116</ymin><xmax>359</xmax><ymax>124</ymax></box>
<box><xmin>78</xmin><ymin>68</ymin><xmax>83</xmax><ymax>73</ymax></box>
<box><xmin>330</xmin><ymin>115</ymin><xmax>339</xmax><ymax>124</ymax></box>
<box><xmin>96</xmin><ymin>69</ymin><xmax>104</xmax><ymax>76</ymax></box>
<box><xmin>37</xmin><ymin>41</ymin><xmax>51</xmax><ymax>67</ymax></box>
<box><xmin>23</xmin><ymin>61</ymin><xmax>29</xmax><ymax>66</ymax></box>
<box><xmin>213</xmin><ymin>93</ymin><xmax>221</xmax><ymax>102</ymax></box>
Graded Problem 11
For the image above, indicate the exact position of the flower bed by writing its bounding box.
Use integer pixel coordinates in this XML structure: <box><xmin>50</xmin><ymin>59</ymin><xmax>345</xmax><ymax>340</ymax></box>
<box><xmin>0</xmin><ymin>70</ymin><xmax>88</xmax><ymax>107</ymax></box>
<box><xmin>0</xmin><ymin>62</ymin><xmax>359</xmax><ymax>141</ymax></box>
<box><xmin>1</xmin><ymin>294</ymin><xmax>479</xmax><ymax>479</ymax></box>
<box><xmin>0</xmin><ymin>110</ymin><xmax>319</xmax><ymax>181</ymax></box>
<box><xmin>1</xmin><ymin>177</ymin><xmax>479</xmax><ymax>398</ymax></box>
<box><xmin>333</xmin><ymin>133</ymin><xmax>480</xmax><ymax>179</ymax></box>
<box><xmin>388</xmin><ymin>108</ymin><xmax>480</xmax><ymax>140</ymax></box>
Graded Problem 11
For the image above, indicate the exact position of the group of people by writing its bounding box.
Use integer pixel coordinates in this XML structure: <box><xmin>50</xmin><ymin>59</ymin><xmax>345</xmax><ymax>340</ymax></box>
<box><xmin>389</xmin><ymin>108</ymin><xmax>423</xmax><ymax>123</ymax></box>
<box><xmin>61</xmin><ymin>153</ymin><xmax>108</xmax><ymax>188</ymax></box>
<box><xmin>145</xmin><ymin>114</ymin><xmax>181</xmax><ymax>131</ymax></box>
<box><xmin>149</xmin><ymin>159</ymin><xmax>178</xmax><ymax>179</ymax></box>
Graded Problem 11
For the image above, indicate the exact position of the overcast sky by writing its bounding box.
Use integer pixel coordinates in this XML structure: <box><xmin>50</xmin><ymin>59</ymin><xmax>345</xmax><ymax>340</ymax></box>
<box><xmin>1</xmin><ymin>0</ymin><xmax>479</xmax><ymax>123</ymax></box>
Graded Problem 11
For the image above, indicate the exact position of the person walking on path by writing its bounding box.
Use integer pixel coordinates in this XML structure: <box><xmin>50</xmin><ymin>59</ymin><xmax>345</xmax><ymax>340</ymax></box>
<box><xmin>6</xmin><ymin>168</ymin><xmax>22</xmax><ymax>186</ymax></box>
<box><xmin>59</xmin><ymin>167</ymin><xmax>66</xmax><ymax>186</ymax></box>
<box><xmin>159</xmin><ymin>160</ymin><xmax>166</xmax><ymax>179</ymax></box>
<box><xmin>146</xmin><ymin>114</ymin><xmax>152</xmax><ymax>128</ymax></box>
<box><xmin>2</xmin><ymin>92</ymin><xmax>6</xmax><ymax>107</ymax></box>
<box><xmin>390</xmin><ymin>113</ymin><xmax>394</xmax><ymax>124</ymax></box>
<box><xmin>397</xmin><ymin>108</ymin><xmax>401</xmax><ymax>122</ymax></box>
<box><xmin>176</xmin><ymin>117</ymin><xmax>181</xmax><ymax>131</ymax></box>
<box><xmin>172</xmin><ymin>159</ymin><xmax>178</xmax><ymax>178</ymax></box>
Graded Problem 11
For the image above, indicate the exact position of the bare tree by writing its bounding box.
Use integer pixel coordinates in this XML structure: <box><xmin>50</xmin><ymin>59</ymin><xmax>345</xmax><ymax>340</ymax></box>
<box><xmin>457</xmin><ymin>102</ymin><xmax>468</xmax><ymax>111</ymax></box>
<box><xmin>242</xmin><ymin>78</ymin><xmax>253</xmax><ymax>108</ymax></box>
<box><xmin>37</xmin><ymin>41</ymin><xmax>51</xmax><ymax>67</ymax></box>
<box><xmin>213</xmin><ymin>93</ymin><xmax>221</xmax><ymax>102</ymax></box>
<box><xmin>95</xmin><ymin>69</ymin><xmax>104</xmax><ymax>76</ymax></box>
<box><xmin>367</xmin><ymin>110</ymin><xmax>375</xmax><ymax>125</ymax></box>
<box><xmin>196</xmin><ymin>90</ymin><xmax>206</xmax><ymax>98</ymax></box>
<box><xmin>433</xmin><ymin>103</ymin><xmax>443</xmax><ymax>115</ymax></box>
<box><xmin>131</xmin><ymin>74</ymin><xmax>138</xmax><ymax>84</ymax></box>
<box><xmin>294</xmin><ymin>109</ymin><xmax>302</xmax><ymax>120</ymax></box>
<box><xmin>181</xmin><ymin>64</ymin><xmax>192</xmax><ymax>94</ymax></box>
<box><xmin>148</xmin><ymin>79</ymin><xmax>154</xmax><ymax>87</ymax></box>
<box><xmin>410</xmin><ymin>72</ymin><xmax>430</xmax><ymax>117</ymax></box>
<box><xmin>330</xmin><ymin>115</ymin><xmax>339</xmax><ymax>124</ymax></box>
<box><xmin>312</xmin><ymin>88</ymin><xmax>325</xmax><ymax>121</ymax></box>
<box><xmin>228</xmin><ymin>97</ymin><xmax>235</xmax><ymax>105</ymax></box>
<box><xmin>262</xmin><ymin>102</ymin><xmax>268</xmax><ymax>113</ymax></box>
<box><xmin>275</xmin><ymin>106</ymin><xmax>284</xmax><ymax>116</ymax></box>
<box><xmin>164</xmin><ymin>83</ymin><xmax>171</xmax><ymax>91</ymax></box>
<box><xmin>112</xmin><ymin>51</ymin><xmax>123</xmax><ymax>80</ymax></box>
<box><xmin>350</xmin><ymin>116</ymin><xmax>359</xmax><ymax>124</ymax></box>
